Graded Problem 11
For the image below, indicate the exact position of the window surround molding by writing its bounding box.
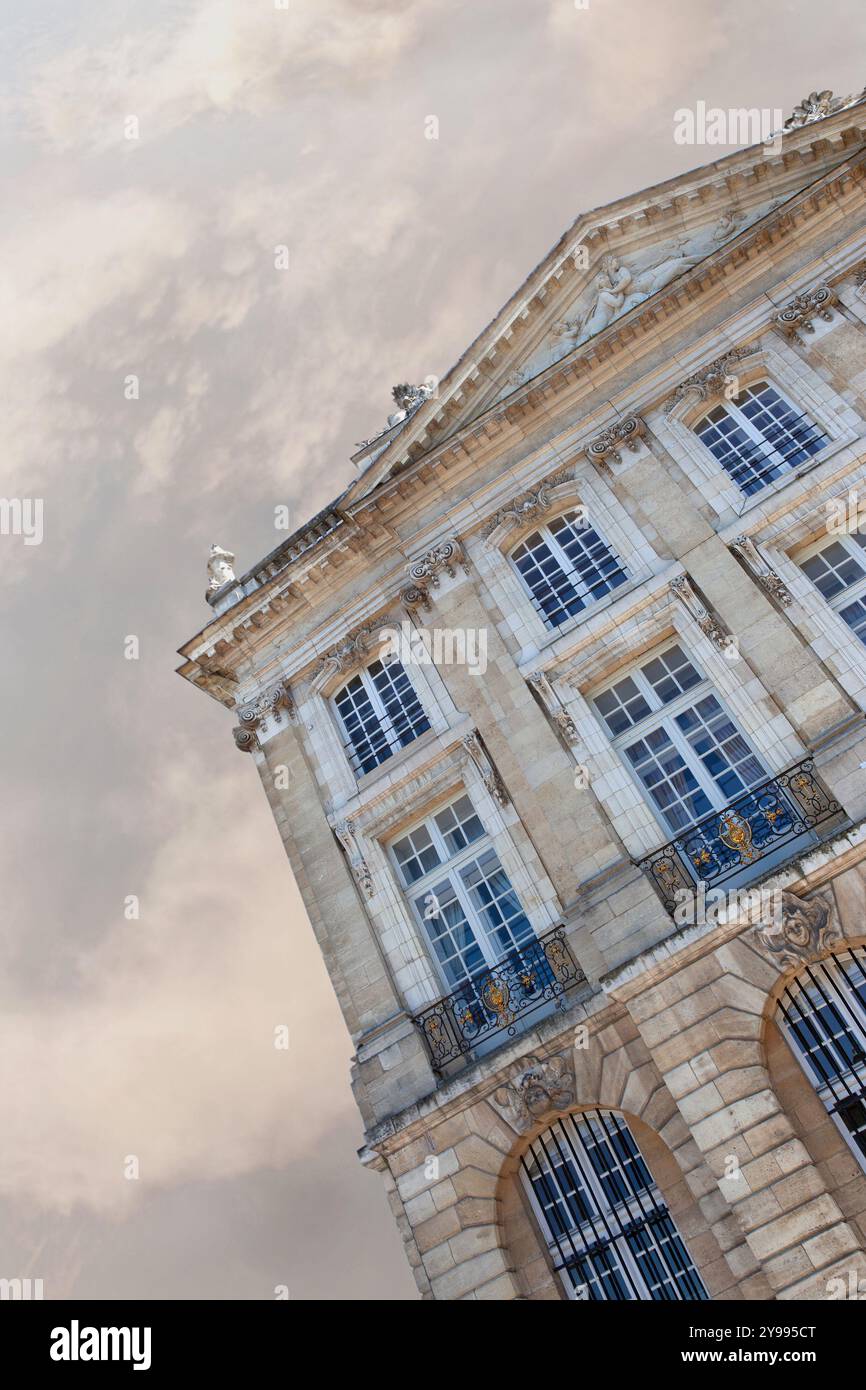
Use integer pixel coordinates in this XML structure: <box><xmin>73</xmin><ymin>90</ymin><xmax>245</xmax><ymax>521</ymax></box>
<box><xmin>475</xmin><ymin>463</ymin><xmax>659</xmax><ymax>662</ymax></box>
<box><xmin>546</xmin><ymin>572</ymin><xmax>805</xmax><ymax>858</ymax></box>
<box><xmin>721</xmin><ymin>461</ymin><xmax>866</xmax><ymax>712</ymax></box>
<box><xmin>329</xmin><ymin>728</ymin><xmax>561</xmax><ymax>1016</ymax></box>
<box><xmin>651</xmin><ymin>336</ymin><xmax>860</xmax><ymax>520</ymax></box>
<box><xmin>297</xmin><ymin>613</ymin><xmax>458</xmax><ymax>810</ymax></box>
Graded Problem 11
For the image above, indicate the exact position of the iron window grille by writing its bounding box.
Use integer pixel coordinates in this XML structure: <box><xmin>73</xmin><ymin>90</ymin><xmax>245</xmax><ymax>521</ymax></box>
<box><xmin>520</xmin><ymin>1110</ymin><xmax>709</xmax><ymax>1301</ymax></box>
<box><xmin>777</xmin><ymin>948</ymin><xmax>866</xmax><ymax>1170</ymax></box>
<box><xmin>510</xmin><ymin>509</ymin><xmax>629</xmax><ymax>630</ymax></box>
<box><xmin>334</xmin><ymin>658</ymin><xmax>431</xmax><ymax>776</ymax></box>
<box><xmin>695</xmin><ymin>381</ymin><xmax>827</xmax><ymax>497</ymax></box>
<box><xmin>412</xmin><ymin>925</ymin><xmax>585</xmax><ymax>1071</ymax></box>
<box><xmin>798</xmin><ymin>531</ymin><xmax>866</xmax><ymax>648</ymax></box>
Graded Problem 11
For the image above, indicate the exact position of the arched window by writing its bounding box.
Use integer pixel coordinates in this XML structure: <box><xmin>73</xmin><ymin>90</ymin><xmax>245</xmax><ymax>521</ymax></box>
<box><xmin>520</xmin><ymin>1110</ymin><xmax>708</xmax><ymax>1301</ymax></box>
<box><xmin>695</xmin><ymin>380</ymin><xmax>826</xmax><ymax>497</ymax></box>
<box><xmin>334</xmin><ymin>658</ymin><xmax>430</xmax><ymax>775</ymax></box>
<box><xmin>777</xmin><ymin>948</ymin><xmax>866</xmax><ymax>1167</ymax></box>
<box><xmin>510</xmin><ymin>509</ymin><xmax>628</xmax><ymax>630</ymax></box>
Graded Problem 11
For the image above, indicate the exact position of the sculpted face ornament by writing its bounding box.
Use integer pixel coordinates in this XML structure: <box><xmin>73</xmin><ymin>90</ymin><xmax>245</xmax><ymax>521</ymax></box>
<box><xmin>492</xmin><ymin>1054</ymin><xmax>575</xmax><ymax>1131</ymax></box>
<box><xmin>753</xmin><ymin>890</ymin><xmax>840</xmax><ymax>969</ymax></box>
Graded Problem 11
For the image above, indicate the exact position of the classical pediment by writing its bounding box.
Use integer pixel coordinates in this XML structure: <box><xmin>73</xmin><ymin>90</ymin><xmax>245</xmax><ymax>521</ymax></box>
<box><xmin>484</xmin><ymin>201</ymin><xmax>782</xmax><ymax>408</ymax></box>
<box><xmin>343</xmin><ymin>94</ymin><xmax>866</xmax><ymax>508</ymax></box>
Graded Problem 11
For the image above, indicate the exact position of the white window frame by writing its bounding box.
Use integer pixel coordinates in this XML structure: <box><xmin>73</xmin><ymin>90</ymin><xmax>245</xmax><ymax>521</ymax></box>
<box><xmin>508</xmin><ymin>508</ymin><xmax>629</xmax><ymax>632</ymax></box>
<box><xmin>795</xmin><ymin>531</ymin><xmax>866</xmax><ymax>646</ymax></box>
<box><xmin>332</xmin><ymin>658</ymin><xmax>430</xmax><ymax>777</ymax></box>
<box><xmin>777</xmin><ymin>949</ymin><xmax>866</xmax><ymax>1175</ymax></box>
<box><xmin>590</xmin><ymin>642</ymin><xmax>767</xmax><ymax>838</ymax></box>
<box><xmin>694</xmin><ymin>379</ymin><xmax>827</xmax><ymax>497</ymax></box>
<box><xmin>520</xmin><ymin>1111</ymin><xmax>708</xmax><ymax>1302</ymax></box>
<box><xmin>386</xmin><ymin>792</ymin><xmax>536</xmax><ymax>995</ymax></box>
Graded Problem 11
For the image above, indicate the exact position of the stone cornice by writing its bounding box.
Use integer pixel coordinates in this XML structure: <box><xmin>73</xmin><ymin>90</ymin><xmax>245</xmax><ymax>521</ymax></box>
<box><xmin>178</xmin><ymin>151</ymin><xmax>866</xmax><ymax>695</ymax></box>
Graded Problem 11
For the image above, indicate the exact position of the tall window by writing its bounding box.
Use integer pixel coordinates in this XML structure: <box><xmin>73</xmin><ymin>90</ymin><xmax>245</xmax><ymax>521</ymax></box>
<box><xmin>593</xmin><ymin>643</ymin><xmax>767</xmax><ymax>835</ymax></box>
<box><xmin>798</xmin><ymin>532</ymin><xmax>866</xmax><ymax>647</ymax></box>
<box><xmin>777</xmin><ymin>948</ymin><xmax>866</xmax><ymax>1170</ymax></box>
<box><xmin>389</xmin><ymin>793</ymin><xmax>535</xmax><ymax>993</ymax></box>
<box><xmin>521</xmin><ymin>1110</ymin><xmax>708</xmax><ymax>1301</ymax></box>
<box><xmin>334</xmin><ymin>658</ymin><xmax>430</xmax><ymax>775</ymax></box>
<box><xmin>695</xmin><ymin>381</ymin><xmax>826</xmax><ymax>497</ymax></box>
<box><xmin>510</xmin><ymin>509</ymin><xmax>628</xmax><ymax>630</ymax></box>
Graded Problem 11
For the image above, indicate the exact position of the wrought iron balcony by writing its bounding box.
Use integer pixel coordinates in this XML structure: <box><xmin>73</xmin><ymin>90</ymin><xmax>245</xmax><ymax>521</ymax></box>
<box><xmin>637</xmin><ymin>757</ymin><xmax>843</xmax><ymax>917</ymax></box>
<box><xmin>412</xmin><ymin>927</ymin><xmax>586</xmax><ymax>1073</ymax></box>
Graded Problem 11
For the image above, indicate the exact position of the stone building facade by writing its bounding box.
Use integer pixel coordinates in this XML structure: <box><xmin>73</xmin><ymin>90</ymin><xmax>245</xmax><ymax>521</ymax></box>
<box><xmin>179</xmin><ymin>89</ymin><xmax>866</xmax><ymax>1301</ymax></box>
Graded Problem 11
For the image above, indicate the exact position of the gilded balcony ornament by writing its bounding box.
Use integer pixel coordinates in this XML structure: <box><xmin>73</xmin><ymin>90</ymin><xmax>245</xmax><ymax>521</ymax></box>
<box><xmin>638</xmin><ymin>757</ymin><xmax>842</xmax><ymax>917</ymax></box>
<box><xmin>718</xmin><ymin>811</ymin><xmax>758</xmax><ymax>863</ymax></box>
<box><xmin>773</xmin><ymin>285</ymin><xmax>837</xmax><ymax>346</ymax></box>
<box><xmin>482</xmin><ymin>976</ymin><xmax>513</xmax><ymax>1027</ymax></box>
<box><xmin>411</xmin><ymin>927</ymin><xmax>585</xmax><ymax>1071</ymax></box>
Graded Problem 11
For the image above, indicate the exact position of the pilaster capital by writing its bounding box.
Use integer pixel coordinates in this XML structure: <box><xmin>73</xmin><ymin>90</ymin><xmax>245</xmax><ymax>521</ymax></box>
<box><xmin>584</xmin><ymin>415</ymin><xmax>646</xmax><ymax>476</ymax></box>
<box><xmin>773</xmin><ymin>284</ymin><xmax>837</xmax><ymax>346</ymax></box>
<box><xmin>232</xmin><ymin>678</ymin><xmax>295</xmax><ymax>752</ymax></box>
<box><xmin>731</xmin><ymin>535</ymin><xmax>793</xmax><ymax>607</ymax></box>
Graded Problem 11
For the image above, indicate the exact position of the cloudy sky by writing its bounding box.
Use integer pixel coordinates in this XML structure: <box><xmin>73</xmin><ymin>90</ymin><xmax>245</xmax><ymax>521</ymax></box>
<box><xmin>2</xmin><ymin>0</ymin><xmax>864</xmax><ymax>1301</ymax></box>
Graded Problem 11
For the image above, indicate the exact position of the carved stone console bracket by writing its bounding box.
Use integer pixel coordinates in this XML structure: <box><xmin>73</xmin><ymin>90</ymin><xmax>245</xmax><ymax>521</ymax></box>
<box><xmin>232</xmin><ymin>678</ymin><xmax>295</xmax><ymax>753</ymax></box>
<box><xmin>731</xmin><ymin>535</ymin><xmax>793</xmax><ymax>608</ymax></box>
<box><xmin>334</xmin><ymin>819</ymin><xmax>375</xmax><ymax>899</ymax></box>
<box><xmin>669</xmin><ymin>574</ymin><xmax>733</xmax><ymax>652</ymax></box>
<box><xmin>315</xmin><ymin>625</ymin><xmax>379</xmax><ymax>683</ymax></box>
<box><xmin>482</xmin><ymin>468</ymin><xmax>573</xmax><ymax>540</ymax></box>
<box><xmin>399</xmin><ymin>539</ymin><xmax>468</xmax><ymax>611</ymax></box>
<box><xmin>584</xmin><ymin>415</ymin><xmax>646</xmax><ymax>477</ymax></box>
<box><xmin>461</xmin><ymin>730</ymin><xmax>510</xmax><ymax>807</ymax></box>
<box><xmin>664</xmin><ymin>344</ymin><xmax>759</xmax><ymax>415</ymax></box>
<box><xmin>773</xmin><ymin>284</ymin><xmax>837</xmax><ymax>346</ymax></box>
<box><xmin>527</xmin><ymin>670</ymin><xmax>580</xmax><ymax>744</ymax></box>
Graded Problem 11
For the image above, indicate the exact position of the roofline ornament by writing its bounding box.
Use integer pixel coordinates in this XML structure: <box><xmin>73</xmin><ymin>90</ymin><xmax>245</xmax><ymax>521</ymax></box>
<box><xmin>783</xmin><ymin>87</ymin><xmax>866</xmax><ymax>130</ymax></box>
<box><xmin>731</xmin><ymin>536</ymin><xmax>793</xmax><ymax>608</ymax></box>
<box><xmin>664</xmin><ymin>344</ymin><xmax>759</xmax><ymax>415</ymax></box>
<box><xmin>482</xmin><ymin>468</ymin><xmax>573</xmax><ymax>540</ymax></box>
<box><xmin>773</xmin><ymin>284</ymin><xmax>837</xmax><ymax>346</ymax></box>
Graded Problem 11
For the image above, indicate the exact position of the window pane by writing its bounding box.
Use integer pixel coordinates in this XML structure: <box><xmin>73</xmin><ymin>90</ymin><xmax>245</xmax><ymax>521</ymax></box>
<box><xmin>696</xmin><ymin>380</ymin><xmax>825</xmax><ymax>496</ymax></box>
<box><xmin>369</xmin><ymin>658</ymin><xmax>431</xmax><ymax>749</ymax></box>
<box><xmin>512</xmin><ymin>511</ymin><xmax>628</xmax><ymax>630</ymax></box>
<box><xmin>623</xmin><ymin>726</ymin><xmax>713</xmax><ymax>832</ymax></box>
<box><xmin>460</xmin><ymin>849</ymin><xmax>534</xmax><ymax>956</ymax></box>
<box><xmin>414</xmin><ymin>879</ymin><xmax>485</xmax><ymax>989</ymax></box>
<box><xmin>594</xmin><ymin>676</ymin><xmax>652</xmax><ymax>735</ymax></box>
<box><xmin>334</xmin><ymin>674</ymin><xmax>391</xmax><ymax>774</ymax></box>
<box><xmin>392</xmin><ymin>824</ymin><xmax>441</xmax><ymax>885</ymax></box>
<box><xmin>434</xmin><ymin>795</ymin><xmax>485</xmax><ymax>854</ymax></box>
